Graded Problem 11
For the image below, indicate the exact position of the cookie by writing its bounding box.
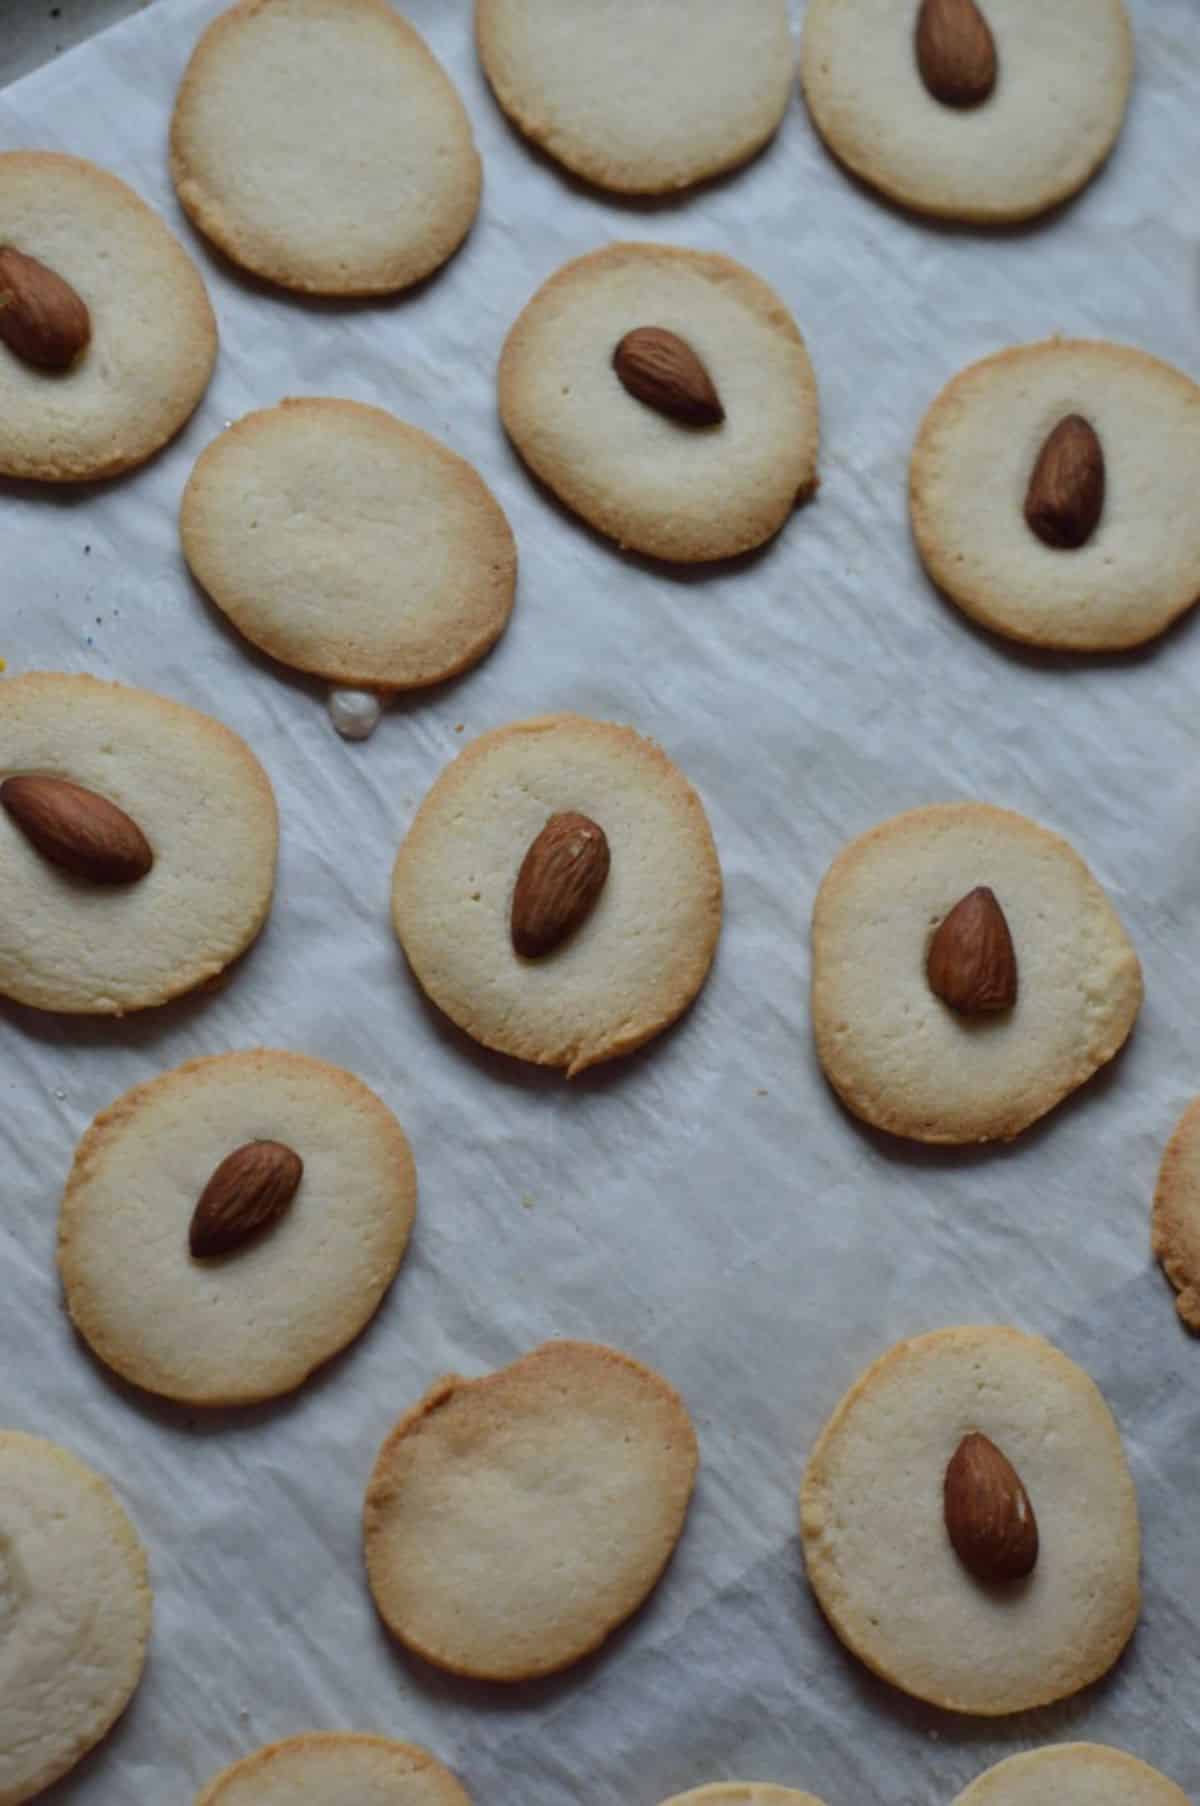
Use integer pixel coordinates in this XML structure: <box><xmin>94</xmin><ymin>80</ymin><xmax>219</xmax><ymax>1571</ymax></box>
<box><xmin>59</xmin><ymin>1050</ymin><xmax>417</xmax><ymax>1407</ymax></box>
<box><xmin>498</xmin><ymin>243</ymin><xmax>819</xmax><ymax>563</ymax></box>
<box><xmin>0</xmin><ymin>1430</ymin><xmax>150</xmax><ymax>1804</ymax></box>
<box><xmin>0</xmin><ymin>152</ymin><xmax>216</xmax><ymax>482</ymax></box>
<box><xmin>195</xmin><ymin>1733</ymin><xmax>471</xmax><ymax>1806</ymax></box>
<box><xmin>800</xmin><ymin>1326</ymin><xmax>1141</xmax><ymax>1716</ymax></box>
<box><xmin>0</xmin><ymin>672</ymin><xmax>277</xmax><ymax>1015</ymax></box>
<box><xmin>952</xmin><ymin>1747</ymin><xmax>1189</xmax><ymax>1806</ymax></box>
<box><xmin>391</xmin><ymin>714</ymin><xmax>722</xmax><ymax>1075</ymax></box>
<box><xmin>811</xmin><ymin>803</ymin><xmax>1142</xmax><ymax>1144</ymax></box>
<box><xmin>475</xmin><ymin>0</ymin><xmax>792</xmax><ymax>195</ymax></box>
<box><xmin>910</xmin><ymin>341</ymin><xmax>1200</xmax><ymax>652</ymax></box>
<box><xmin>664</xmin><ymin>1790</ymin><xmax>831</xmax><ymax>1806</ymax></box>
<box><xmin>1151</xmin><ymin>1097</ymin><xmax>1200</xmax><ymax>1332</ymax></box>
<box><xmin>363</xmin><ymin>1340</ymin><xmax>698</xmax><ymax>1680</ymax></box>
<box><xmin>181</xmin><ymin>399</ymin><xmax>517</xmax><ymax>691</ymax></box>
<box><xmin>171</xmin><ymin>0</ymin><xmax>481</xmax><ymax>296</ymax></box>
<box><xmin>799</xmin><ymin>0</ymin><xmax>1132</xmax><ymax>225</ymax></box>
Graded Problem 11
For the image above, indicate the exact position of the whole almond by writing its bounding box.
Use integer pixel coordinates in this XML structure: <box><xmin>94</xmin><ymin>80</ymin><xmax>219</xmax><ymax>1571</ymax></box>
<box><xmin>1</xmin><ymin>774</ymin><xmax>153</xmax><ymax>884</ymax></box>
<box><xmin>944</xmin><ymin>1431</ymin><xmax>1039</xmax><ymax>1582</ymax></box>
<box><xmin>1024</xmin><ymin>414</ymin><xmax>1106</xmax><ymax>550</ymax></box>
<box><xmin>927</xmin><ymin>885</ymin><xmax>1017</xmax><ymax>1015</ymax></box>
<box><xmin>0</xmin><ymin>245</ymin><xmax>91</xmax><ymax>370</ymax></box>
<box><xmin>613</xmin><ymin>327</ymin><xmax>724</xmax><ymax>428</ymax></box>
<box><xmin>511</xmin><ymin>811</ymin><xmax>610</xmax><ymax>959</ymax></box>
<box><xmin>915</xmin><ymin>0</ymin><xmax>997</xmax><ymax>108</ymax></box>
<box><xmin>189</xmin><ymin>1140</ymin><xmax>304</xmax><ymax>1258</ymax></box>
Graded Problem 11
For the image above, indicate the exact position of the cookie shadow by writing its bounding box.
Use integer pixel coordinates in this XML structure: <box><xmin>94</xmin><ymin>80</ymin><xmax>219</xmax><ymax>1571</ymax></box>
<box><xmin>181</xmin><ymin>217</ymin><xmax>471</xmax><ymax>320</ymax></box>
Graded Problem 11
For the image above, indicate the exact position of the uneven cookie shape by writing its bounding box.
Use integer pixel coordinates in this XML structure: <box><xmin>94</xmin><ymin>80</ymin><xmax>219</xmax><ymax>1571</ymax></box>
<box><xmin>952</xmin><ymin>1746</ymin><xmax>1190</xmax><ymax>1806</ymax></box>
<box><xmin>195</xmin><ymin>1733</ymin><xmax>471</xmax><ymax>1806</ymax></box>
<box><xmin>476</xmin><ymin>0</ymin><xmax>792</xmax><ymax>195</ymax></box>
<box><xmin>364</xmin><ymin>1340</ymin><xmax>698</xmax><ymax>1680</ymax></box>
<box><xmin>911</xmin><ymin>341</ymin><xmax>1200</xmax><ymax>651</ymax></box>
<box><xmin>800</xmin><ymin>0</ymin><xmax>1132</xmax><ymax>224</ymax></box>
<box><xmin>181</xmin><ymin>400</ymin><xmax>517</xmax><ymax>690</ymax></box>
<box><xmin>171</xmin><ymin>0</ymin><xmax>480</xmax><ymax>295</ymax></box>
<box><xmin>0</xmin><ymin>674</ymin><xmax>277</xmax><ymax>1015</ymax></box>
<box><xmin>0</xmin><ymin>152</ymin><xmax>216</xmax><ymax>481</ymax></box>
<box><xmin>59</xmin><ymin>1051</ymin><xmax>416</xmax><ymax>1406</ymax></box>
<box><xmin>392</xmin><ymin>715</ymin><xmax>722</xmax><ymax>1075</ymax></box>
<box><xmin>800</xmin><ymin>1327</ymin><xmax>1141</xmax><ymax>1715</ymax></box>
<box><xmin>499</xmin><ymin>244</ymin><xmax>819</xmax><ymax>562</ymax></box>
<box><xmin>0</xmin><ymin>1431</ymin><xmax>150</xmax><ymax>1804</ymax></box>
<box><xmin>811</xmin><ymin>803</ymin><xmax>1141</xmax><ymax>1144</ymax></box>
<box><xmin>1151</xmin><ymin>1097</ymin><xmax>1200</xmax><ymax>1332</ymax></box>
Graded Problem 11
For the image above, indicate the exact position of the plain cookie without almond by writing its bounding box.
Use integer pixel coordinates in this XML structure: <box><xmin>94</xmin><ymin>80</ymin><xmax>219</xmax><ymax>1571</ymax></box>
<box><xmin>195</xmin><ymin>1733</ymin><xmax>472</xmax><ymax>1806</ymax></box>
<box><xmin>1152</xmin><ymin>1097</ymin><xmax>1200</xmax><ymax>1332</ymax></box>
<box><xmin>952</xmin><ymin>1746</ymin><xmax>1190</xmax><ymax>1806</ymax></box>
<box><xmin>664</xmin><ymin>1789</ymin><xmax>832</xmax><ymax>1806</ymax></box>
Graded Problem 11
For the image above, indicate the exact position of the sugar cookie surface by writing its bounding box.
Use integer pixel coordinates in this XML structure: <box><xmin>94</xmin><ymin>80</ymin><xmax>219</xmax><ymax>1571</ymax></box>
<box><xmin>499</xmin><ymin>243</ymin><xmax>819</xmax><ymax>563</ymax></box>
<box><xmin>364</xmin><ymin>1340</ymin><xmax>698</xmax><ymax>1680</ymax></box>
<box><xmin>181</xmin><ymin>400</ymin><xmax>517</xmax><ymax>689</ymax></box>
<box><xmin>952</xmin><ymin>1746</ymin><xmax>1189</xmax><ymax>1806</ymax></box>
<box><xmin>476</xmin><ymin>0</ymin><xmax>792</xmax><ymax>195</ymax></box>
<box><xmin>1152</xmin><ymin>1096</ymin><xmax>1200</xmax><ymax>1333</ymax></box>
<box><xmin>171</xmin><ymin>0</ymin><xmax>481</xmax><ymax>295</ymax></box>
<box><xmin>800</xmin><ymin>1327</ymin><xmax>1141</xmax><ymax>1715</ymax></box>
<box><xmin>0</xmin><ymin>1431</ymin><xmax>150</xmax><ymax>1805</ymax></box>
<box><xmin>195</xmin><ymin>1733</ymin><xmax>471</xmax><ymax>1806</ymax></box>
<box><xmin>663</xmin><ymin>1789</ymin><xmax>831</xmax><ymax>1806</ymax></box>
<box><xmin>0</xmin><ymin>152</ymin><xmax>216</xmax><ymax>482</ymax></box>
<box><xmin>800</xmin><ymin>0</ymin><xmax>1132</xmax><ymax>224</ymax></box>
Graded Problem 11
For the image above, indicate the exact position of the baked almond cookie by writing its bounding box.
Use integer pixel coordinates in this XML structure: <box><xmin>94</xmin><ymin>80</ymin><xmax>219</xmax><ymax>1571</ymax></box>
<box><xmin>364</xmin><ymin>1340</ymin><xmax>698</xmax><ymax>1680</ymax></box>
<box><xmin>171</xmin><ymin>0</ymin><xmax>481</xmax><ymax>296</ymax></box>
<box><xmin>391</xmin><ymin>715</ymin><xmax>722</xmax><ymax>1075</ymax></box>
<box><xmin>800</xmin><ymin>1327</ymin><xmax>1141</xmax><ymax>1715</ymax></box>
<box><xmin>0</xmin><ymin>1431</ymin><xmax>151</xmax><ymax>1804</ymax></box>
<box><xmin>811</xmin><ymin>803</ymin><xmax>1141</xmax><ymax>1144</ymax></box>
<box><xmin>0</xmin><ymin>152</ymin><xmax>216</xmax><ymax>482</ymax></box>
<box><xmin>181</xmin><ymin>400</ymin><xmax>517</xmax><ymax>691</ymax></box>
<box><xmin>195</xmin><ymin>1733</ymin><xmax>470</xmax><ymax>1806</ymax></box>
<box><xmin>800</xmin><ymin>0</ymin><xmax>1132</xmax><ymax>225</ymax></box>
<box><xmin>59</xmin><ymin>1051</ymin><xmax>416</xmax><ymax>1407</ymax></box>
<box><xmin>498</xmin><ymin>244</ymin><xmax>819</xmax><ymax>563</ymax></box>
<box><xmin>953</xmin><ymin>1747</ymin><xmax>1190</xmax><ymax>1806</ymax></box>
<box><xmin>1151</xmin><ymin>1097</ymin><xmax>1200</xmax><ymax>1332</ymax></box>
<box><xmin>476</xmin><ymin>0</ymin><xmax>792</xmax><ymax>195</ymax></box>
<box><xmin>0</xmin><ymin>672</ymin><xmax>277</xmax><ymax>1015</ymax></box>
<box><xmin>664</xmin><ymin>1789</ymin><xmax>831</xmax><ymax>1806</ymax></box>
<box><xmin>911</xmin><ymin>341</ymin><xmax>1200</xmax><ymax>652</ymax></box>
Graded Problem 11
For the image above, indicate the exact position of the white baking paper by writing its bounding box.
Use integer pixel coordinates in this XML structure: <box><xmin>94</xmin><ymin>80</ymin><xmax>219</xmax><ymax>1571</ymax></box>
<box><xmin>2</xmin><ymin>3</ymin><xmax>1199</xmax><ymax>1801</ymax></box>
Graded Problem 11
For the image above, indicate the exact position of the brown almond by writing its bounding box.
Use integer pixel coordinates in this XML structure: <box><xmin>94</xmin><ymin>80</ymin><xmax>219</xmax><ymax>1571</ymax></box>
<box><xmin>1</xmin><ymin>774</ymin><xmax>153</xmax><ymax>885</ymax></box>
<box><xmin>613</xmin><ymin>326</ymin><xmax>724</xmax><ymax>428</ymax></box>
<box><xmin>944</xmin><ymin>1431</ymin><xmax>1039</xmax><ymax>1582</ymax></box>
<box><xmin>1024</xmin><ymin>414</ymin><xmax>1106</xmax><ymax>550</ymax></box>
<box><xmin>927</xmin><ymin>885</ymin><xmax>1017</xmax><ymax>1015</ymax></box>
<box><xmin>189</xmin><ymin>1140</ymin><xmax>304</xmax><ymax>1259</ymax></box>
<box><xmin>915</xmin><ymin>0</ymin><xmax>997</xmax><ymax>108</ymax></box>
<box><xmin>0</xmin><ymin>245</ymin><xmax>91</xmax><ymax>370</ymax></box>
<box><xmin>511</xmin><ymin>811</ymin><xmax>610</xmax><ymax>959</ymax></box>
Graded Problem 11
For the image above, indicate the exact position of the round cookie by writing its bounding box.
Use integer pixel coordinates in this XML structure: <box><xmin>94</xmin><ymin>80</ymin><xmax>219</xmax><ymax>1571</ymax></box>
<box><xmin>911</xmin><ymin>341</ymin><xmax>1200</xmax><ymax>652</ymax></box>
<box><xmin>0</xmin><ymin>1431</ymin><xmax>150</xmax><ymax>1804</ymax></box>
<box><xmin>391</xmin><ymin>714</ymin><xmax>722</xmax><ymax>1076</ymax></box>
<box><xmin>475</xmin><ymin>0</ymin><xmax>792</xmax><ymax>195</ymax></box>
<box><xmin>800</xmin><ymin>1326</ymin><xmax>1141</xmax><ymax>1716</ymax></box>
<box><xmin>363</xmin><ymin>1340</ymin><xmax>698</xmax><ymax>1681</ymax></box>
<box><xmin>799</xmin><ymin>0</ymin><xmax>1132</xmax><ymax>225</ymax></box>
<box><xmin>498</xmin><ymin>243</ymin><xmax>819</xmax><ymax>563</ymax></box>
<box><xmin>170</xmin><ymin>0</ymin><xmax>481</xmax><ymax>296</ymax></box>
<box><xmin>59</xmin><ymin>1051</ymin><xmax>417</xmax><ymax>1407</ymax></box>
<box><xmin>181</xmin><ymin>400</ymin><xmax>517</xmax><ymax>691</ymax></box>
<box><xmin>1151</xmin><ymin>1096</ymin><xmax>1200</xmax><ymax>1333</ymax></box>
<box><xmin>952</xmin><ymin>1747</ymin><xmax>1189</xmax><ymax>1806</ymax></box>
<box><xmin>0</xmin><ymin>672</ymin><xmax>277</xmax><ymax>1015</ymax></box>
<box><xmin>664</xmin><ymin>1790</ymin><xmax>831</xmax><ymax>1806</ymax></box>
<box><xmin>0</xmin><ymin>152</ymin><xmax>216</xmax><ymax>482</ymax></box>
<box><xmin>810</xmin><ymin>803</ymin><xmax>1142</xmax><ymax>1144</ymax></box>
<box><xmin>195</xmin><ymin>1733</ymin><xmax>471</xmax><ymax>1806</ymax></box>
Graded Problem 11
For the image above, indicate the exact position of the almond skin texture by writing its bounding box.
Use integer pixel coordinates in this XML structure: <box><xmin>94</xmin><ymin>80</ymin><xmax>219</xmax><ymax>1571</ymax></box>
<box><xmin>511</xmin><ymin>811</ymin><xmax>611</xmax><ymax>959</ymax></box>
<box><xmin>189</xmin><ymin>1140</ymin><xmax>304</xmax><ymax>1258</ymax></box>
<box><xmin>915</xmin><ymin>0</ymin><xmax>997</xmax><ymax>109</ymax></box>
<box><xmin>613</xmin><ymin>326</ymin><xmax>725</xmax><ymax>428</ymax></box>
<box><xmin>1</xmin><ymin>774</ymin><xmax>153</xmax><ymax>884</ymax></box>
<box><xmin>944</xmin><ymin>1431</ymin><xmax>1039</xmax><ymax>1582</ymax></box>
<box><xmin>0</xmin><ymin>244</ymin><xmax>91</xmax><ymax>370</ymax></box>
<box><xmin>927</xmin><ymin>885</ymin><xmax>1017</xmax><ymax>1015</ymax></box>
<box><xmin>1025</xmin><ymin>414</ymin><xmax>1106</xmax><ymax>550</ymax></box>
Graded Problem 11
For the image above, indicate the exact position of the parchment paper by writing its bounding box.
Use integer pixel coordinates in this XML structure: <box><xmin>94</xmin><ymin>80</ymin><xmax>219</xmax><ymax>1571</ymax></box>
<box><xmin>2</xmin><ymin>3</ymin><xmax>1199</xmax><ymax>1801</ymax></box>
